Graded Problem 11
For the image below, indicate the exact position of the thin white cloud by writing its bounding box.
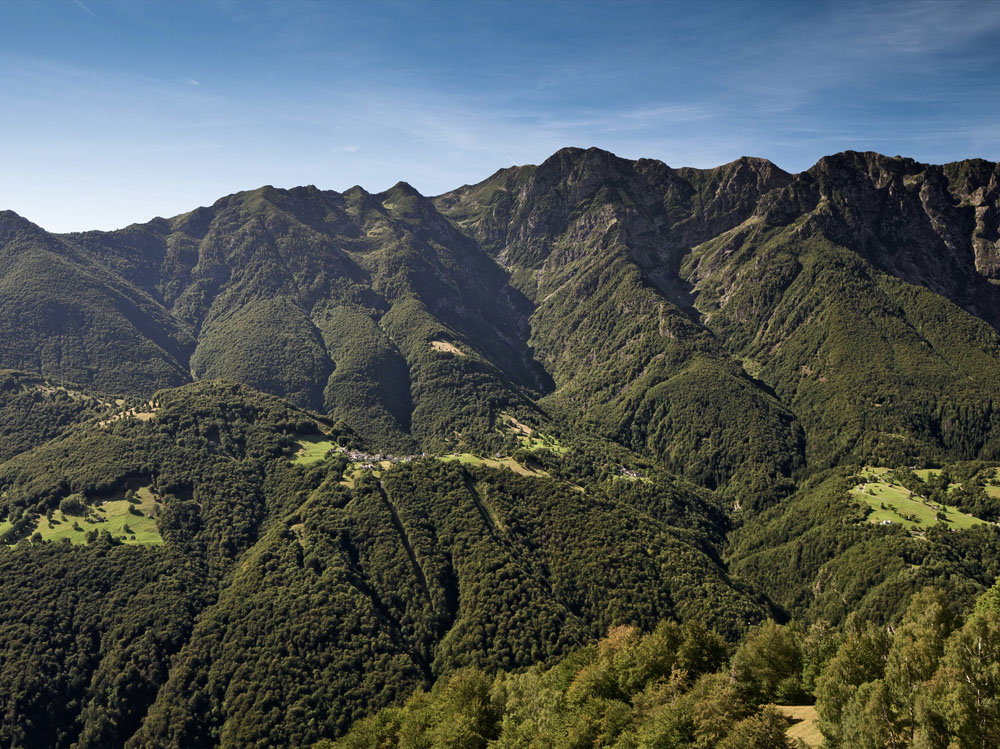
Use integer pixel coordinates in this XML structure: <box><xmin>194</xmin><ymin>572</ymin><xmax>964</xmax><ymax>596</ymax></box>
<box><xmin>5</xmin><ymin>0</ymin><xmax>999</xmax><ymax>231</ymax></box>
<box><xmin>535</xmin><ymin>104</ymin><xmax>718</xmax><ymax>133</ymax></box>
<box><xmin>730</xmin><ymin>0</ymin><xmax>1000</xmax><ymax>112</ymax></box>
<box><xmin>877</xmin><ymin>0</ymin><xmax>1000</xmax><ymax>53</ymax></box>
<box><xmin>71</xmin><ymin>0</ymin><xmax>97</xmax><ymax>18</ymax></box>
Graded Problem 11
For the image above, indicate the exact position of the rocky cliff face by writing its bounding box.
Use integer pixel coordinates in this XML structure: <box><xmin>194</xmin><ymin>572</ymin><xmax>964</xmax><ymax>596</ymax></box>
<box><xmin>438</xmin><ymin>147</ymin><xmax>1000</xmax><ymax>471</ymax></box>
<box><xmin>437</xmin><ymin>148</ymin><xmax>808</xmax><ymax>503</ymax></box>
<box><xmin>751</xmin><ymin>152</ymin><xmax>1000</xmax><ymax>327</ymax></box>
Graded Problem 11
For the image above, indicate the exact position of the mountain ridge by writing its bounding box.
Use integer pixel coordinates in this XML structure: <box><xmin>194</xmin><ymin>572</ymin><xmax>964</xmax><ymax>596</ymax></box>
<box><xmin>4</xmin><ymin>146</ymin><xmax>1000</xmax><ymax>747</ymax></box>
<box><xmin>1</xmin><ymin>146</ymin><xmax>999</xmax><ymax>487</ymax></box>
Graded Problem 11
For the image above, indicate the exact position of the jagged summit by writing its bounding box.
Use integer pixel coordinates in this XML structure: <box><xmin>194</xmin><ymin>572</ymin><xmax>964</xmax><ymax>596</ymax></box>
<box><xmin>382</xmin><ymin>180</ymin><xmax>422</xmax><ymax>196</ymax></box>
<box><xmin>1</xmin><ymin>146</ymin><xmax>999</xmax><ymax>476</ymax></box>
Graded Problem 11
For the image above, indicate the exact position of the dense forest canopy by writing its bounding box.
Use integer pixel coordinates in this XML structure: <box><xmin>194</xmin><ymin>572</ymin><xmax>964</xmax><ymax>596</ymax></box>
<box><xmin>328</xmin><ymin>582</ymin><xmax>1000</xmax><ymax>749</ymax></box>
<box><xmin>1</xmin><ymin>147</ymin><xmax>1000</xmax><ymax>747</ymax></box>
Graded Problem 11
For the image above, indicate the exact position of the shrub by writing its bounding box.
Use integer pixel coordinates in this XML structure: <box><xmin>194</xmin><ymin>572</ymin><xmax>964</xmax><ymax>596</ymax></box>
<box><xmin>59</xmin><ymin>495</ymin><xmax>87</xmax><ymax>516</ymax></box>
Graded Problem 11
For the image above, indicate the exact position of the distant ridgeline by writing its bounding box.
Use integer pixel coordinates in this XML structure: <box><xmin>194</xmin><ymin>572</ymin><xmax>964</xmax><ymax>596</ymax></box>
<box><xmin>1</xmin><ymin>148</ymin><xmax>1000</xmax><ymax>747</ymax></box>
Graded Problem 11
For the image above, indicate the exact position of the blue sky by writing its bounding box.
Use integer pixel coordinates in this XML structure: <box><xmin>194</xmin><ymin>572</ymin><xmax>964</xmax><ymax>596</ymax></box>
<box><xmin>2</xmin><ymin>0</ymin><xmax>1000</xmax><ymax>232</ymax></box>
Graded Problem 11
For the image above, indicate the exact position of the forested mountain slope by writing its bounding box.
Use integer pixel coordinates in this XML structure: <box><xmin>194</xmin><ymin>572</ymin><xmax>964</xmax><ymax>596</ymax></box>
<box><xmin>0</xmin><ymin>380</ymin><xmax>765</xmax><ymax>748</ymax></box>
<box><xmin>437</xmin><ymin>149</ymin><xmax>806</xmax><ymax>506</ymax></box>
<box><xmin>5</xmin><ymin>184</ymin><xmax>547</xmax><ymax>454</ymax></box>
<box><xmin>1</xmin><ymin>148</ymin><xmax>997</xmax><ymax>492</ymax></box>
<box><xmin>0</xmin><ymin>369</ymin><xmax>112</xmax><ymax>461</ymax></box>
<box><xmin>0</xmin><ymin>381</ymin><xmax>335</xmax><ymax>747</ymax></box>
<box><xmin>2</xmin><ymin>147</ymin><xmax>1000</xmax><ymax>747</ymax></box>
<box><xmin>681</xmin><ymin>152</ymin><xmax>1000</xmax><ymax>467</ymax></box>
<box><xmin>437</xmin><ymin>147</ymin><xmax>1000</xmax><ymax>480</ymax></box>
<box><xmin>0</xmin><ymin>211</ymin><xmax>193</xmax><ymax>393</ymax></box>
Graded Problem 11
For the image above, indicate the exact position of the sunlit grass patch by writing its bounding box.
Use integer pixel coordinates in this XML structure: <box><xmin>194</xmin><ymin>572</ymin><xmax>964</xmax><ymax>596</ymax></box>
<box><xmin>292</xmin><ymin>436</ymin><xmax>337</xmax><ymax>464</ymax></box>
<box><xmin>985</xmin><ymin>468</ymin><xmax>1000</xmax><ymax>499</ymax></box>
<box><xmin>438</xmin><ymin>452</ymin><xmax>548</xmax><ymax>477</ymax></box>
<box><xmin>429</xmin><ymin>340</ymin><xmax>465</xmax><ymax>356</ymax></box>
<box><xmin>851</xmin><ymin>470</ymin><xmax>984</xmax><ymax>530</ymax></box>
<box><xmin>11</xmin><ymin>486</ymin><xmax>163</xmax><ymax>545</ymax></box>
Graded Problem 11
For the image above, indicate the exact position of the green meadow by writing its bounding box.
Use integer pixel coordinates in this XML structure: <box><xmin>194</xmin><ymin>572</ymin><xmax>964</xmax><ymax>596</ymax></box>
<box><xmin>851</xmin><ymin>467</ymin><xmax>985</xmax><ymax>530</ymax></box>
<box><xmin>292</xmin><ymin>436</ymin><xmax>338</xmax><ymax>464</ymax></box>
<box><xmin>985</xmin><ymin>468</ymin><xmax>1000</xmax><ymax>500</ymax></box>
<box><xmin>5</xmin><ymin>486</ymin><xmax>162</xmax><ymax>545</ymax></box>
<box><xmin>499</xmin><ymin>412</ymin><xmax>568</xmax><ymax>454</ymax></box>
<box><xmin>438</xmin><ymin>452</ymin><xmax>548</xmax><ymax>477</ymax></box>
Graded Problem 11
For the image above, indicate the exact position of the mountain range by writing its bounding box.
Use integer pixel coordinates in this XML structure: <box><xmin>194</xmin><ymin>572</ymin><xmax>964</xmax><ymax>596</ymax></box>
<box><xmin>2</xmin><ymin>147</ymin><xmax>1000</xmax><ymax>748</ymax></box>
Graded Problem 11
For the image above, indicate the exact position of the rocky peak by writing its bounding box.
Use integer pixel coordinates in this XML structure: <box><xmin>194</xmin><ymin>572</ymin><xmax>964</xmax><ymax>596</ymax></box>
<box><xmin>376</xmin><ymin>181</ymin><xmax>432</xmax><ymax>215</ymax></box>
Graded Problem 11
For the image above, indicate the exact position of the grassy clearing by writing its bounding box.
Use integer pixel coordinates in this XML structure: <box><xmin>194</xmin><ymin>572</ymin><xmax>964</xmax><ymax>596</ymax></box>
<box><xmin>913</xmin><ymin>468</ymin><xmax>940</xmax><ymax>482</ymax></box>
<box><xmin>98</xmin><ymin>401</ymin><xmax>160</xmax><ymax>428</ymax></box>
<box><xmin>440</xmin><ymin>452</ymin><xmax>486</xmax><ymax>467</ymax></box>
<box><xmin>429</xmin><ymin>340</ymin><xmax>465</xmax><ymax>356</ymax></box>
<box><xmin>985</xmin><ymin>468</ymin><xmax>1000</xmax><ymax>500</ymax></box>
<box><xmin>500</xmin><ymin>412</ymin><xmax>533</xmax><ymax>436</ymax></box>
<box><xmin>292</xmin><ymin>436</ymin><xmax>337</xmax><ymax>464</ymax></box>
<box><xmin>338</xmin><ymin>453</ymin><xmax>548</xmax><ymax>487</ymax></box>
<box><xmin>11</xmin><ymin>486</ymin><xmax>162</xmax><ymax>545</ymax></box>
<box><xmin>340</xmin><ymin>463</ymin><xmax>363</xmax><ymax>488</ymax></box>
<box><xmin>519</xmin><ymin>434</ymin><xmax>568</xmax><ymax>454</ymax></box>
<box><xmin>499</xmin><ymin>412</ymin><xmax>568</xmax><ymax>454</ymax></box>
<box><xmin>438</xmin><ymin>453</ymin><xmax>548</xmax><ymax>478</ymax></box>
<box><xmin>851</xmin><ymin>467</ymin><xmax>985</xmax><ymax>530</ymax></box>
<box><xmin>497</xmin><ymin>457</ymin><xmax>547</xmax><ymax>477</ymax></box>
<box><xmin>912</xmin><ymin>467</ymin><xmax>961</xmax><ymax>494</ymax></box>
<box><xmin>860</xmin><ymin>466</ymin><xmax>890</xmax><ymax>479</ymax></box>
<box><xmin>773</xmin><ymin>705</ymin><xmax>821</xmax><ymax>747</ymax></box>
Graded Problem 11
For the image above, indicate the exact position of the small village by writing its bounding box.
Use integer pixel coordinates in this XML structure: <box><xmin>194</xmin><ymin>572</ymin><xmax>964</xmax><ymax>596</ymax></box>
<box><xmin>334</xmin><ymin>445</ymin><xmax>426</xmax><ymax>470</ymax></box>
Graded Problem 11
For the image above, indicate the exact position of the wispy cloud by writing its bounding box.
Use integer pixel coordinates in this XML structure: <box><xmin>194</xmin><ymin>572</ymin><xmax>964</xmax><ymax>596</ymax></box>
<box><xmin>533</xmin><ymin>104</ymin><xmax>718</xmax><ymax>133</ymax></box>
<box><xmin>71</xmin><ymin>0</ymin><xmax>97</xmax><ymax>18</ymax></box>
<box><xmin>728</xmin><ymin>0</ymin><xmax>1000</xmax><ymax>113</ymax></box>
<box><xmin>876</xmin><ymin>0</ymin><xmax>1000</xmax><ymax>53</ymax></box>
<box><xmin>3</xmin><ymin>0</ymin><xmax>999</xmax><ymax>231</ymax></box>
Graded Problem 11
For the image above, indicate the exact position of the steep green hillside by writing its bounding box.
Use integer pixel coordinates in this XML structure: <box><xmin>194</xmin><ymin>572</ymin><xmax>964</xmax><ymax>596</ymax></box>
<box><xmin>2</xmin><ymin>147</ymin><xmax>1000</xmax><ymax>747</ymax></box>
<box><xmin>131</xmin><ymin>457</ymin><xmax>765</xmax><ymax>747</ymax></box>
<box><xmin>0</xmin><ymin>380</ymin><xmax>765</xmax><ymax>748</ymax></box>
<box><xmin>728</xmin><ymin>470</ymin><xmax>1000</xmax><ymax>625</ymax></box>
<box><xmin>683</xmin><ymin>154</ymin><xmax>1000</xmax><ymax>467</ymax></box>
<box><xmin>437</xmin><ymin>148</ymin><xmax>1000</xmax><ymax>491</ymax></box>
<box><xmin>437</xmin><ymin>149</ymin><xmax>806</xmax><ymax>507</ymax></box>
<box><xmin>0</xmin><ymin>538</ymin><xmax>215</xmax><ymax>749</ymax></box>
<box><xmin>58</xmin><ymin>184</ymin><xmax>547</xmax><ymax>454</ymax></box>
<box><xmin>0</xmin><ymin>212</ymin><xmax>193</xmax><ymax>394</ymax></box>
<box><xmin>0</xmin><ymin>381</ymin><xmax>356</xmax><ymax>748</ymax></box>
<box><xmin>0</xmin><ymin>370</ymin><xmax>111</xmax><ymax>461</ymax></box>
